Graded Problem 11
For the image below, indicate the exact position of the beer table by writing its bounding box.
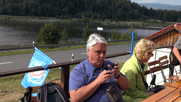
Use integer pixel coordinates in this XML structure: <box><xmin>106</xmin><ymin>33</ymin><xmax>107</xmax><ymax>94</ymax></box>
<box><xmin>142</xmin><ymin>80</ymin><xmax>181</xmax><ymax>102</ymax></box>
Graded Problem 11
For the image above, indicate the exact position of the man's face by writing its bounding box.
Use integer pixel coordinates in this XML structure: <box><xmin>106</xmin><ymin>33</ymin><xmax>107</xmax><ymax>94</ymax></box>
<box><xmin>88</xmin><ymin>42</ymin><xmax>107</xmax><ymax>68</ymax></box>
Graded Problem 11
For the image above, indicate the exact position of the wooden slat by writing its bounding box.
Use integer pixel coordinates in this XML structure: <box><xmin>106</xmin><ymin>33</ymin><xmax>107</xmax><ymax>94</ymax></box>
<box><xmin>171</xmin><ymin>31</ymin><xmax>174</xmax><ymax>45</ymax></box>
<box><xmin>172</xmin><ymin>76</ymin><xmax>180</xmax><ymax>82</ymax></box>
<box><xmin>173</xmin><ymin>97</ymin><xmax>181</xmax><ymax>102</ymax></box>
<box><xmin>159</xmin><ymin>55</ymin><xmax>168</xmax><ymax>61</ymax></box>
<box><xmin>167</xmin><ymin>75</ymin><xmax>177</xmax><ymax>81</ymax></box>
<box><xmin>142</xmin><ymin>87</ymin><xmax>176</xmax><ymax>102</ymax></box>
<box><xmin>165</xmin><ymin>34</ymin><xmax>168</xmax><ymax>46</ymax></box>
<box><xmin>150</xmin><ymin>66</ymin><xmax>162</xmax><ymax>73</ymax></box>
<box><xmin>157</xmin><ymin>89</ymin><xmax>180</xmax><ymax>102</ymax></box>
<box><xmin>61</xmin><ymin>65</ymin><xmax>70</xmax><ymax>98</ymax></box>
<box><xmin>162</xmin><ymin>82</ymin><xmax>171</xmax><ymax>87</ymax></box>
<box><xmin>169</xmin><ymin>80</ymin><xmax>181</xmax><ymax>88</ymax></box>
<box><xmin>148</xmin><ymin>60</ymin><xmax>160</xmax><ymax>66</ymax></box>
<box><xmin>178</xmin><ymin>86</ymin><xmax>181</xmax><ymax>89</ymax></box>
<box><xmin>168</xmin><ymin>34</ymin><xmax>171</xmax><ymax>45</ymax></box>
<box><xmin>159</xmin><ymin>55</ymin><xmax>169</xmax><ymax>68</ymax></box>
<box><xmin>160</xmin><ymin>60</ymin><xmax>169</xmax><ymax>66</ymax></box>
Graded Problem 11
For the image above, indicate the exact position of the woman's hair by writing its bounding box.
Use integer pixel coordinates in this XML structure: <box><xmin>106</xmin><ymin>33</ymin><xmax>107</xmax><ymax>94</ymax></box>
<box><xmin>133</xmin><ymin>39</ymin><xmax>156</xmax><ymax>60</ymax></box>
<box><xmin>86</xmin><ymin>33</ymin><xmax>107</xmax><ymax>55</ymax></box>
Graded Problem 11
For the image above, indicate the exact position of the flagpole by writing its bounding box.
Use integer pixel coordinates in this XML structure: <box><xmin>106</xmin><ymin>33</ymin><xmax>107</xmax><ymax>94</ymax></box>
<box><xmin>52</xmin><ymin>60</ymin><xmax>56</xmax><ymax>64</ymax></box>
<box><xmin>32</xmin><ymin>41</ymin><xmax>57</xmax><ymax>66</ymax></box>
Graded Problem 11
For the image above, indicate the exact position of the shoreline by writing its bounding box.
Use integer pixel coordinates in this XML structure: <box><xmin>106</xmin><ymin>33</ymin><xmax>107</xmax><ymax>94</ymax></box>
<box><xmin>0</xmin><ymin>15</ymin><xmax>172</xmax><ymax>28</ymax></box>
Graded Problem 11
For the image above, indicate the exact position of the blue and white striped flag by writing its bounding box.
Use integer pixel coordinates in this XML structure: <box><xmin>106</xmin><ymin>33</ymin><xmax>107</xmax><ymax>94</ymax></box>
<box><xmin>21</xmin><ymin>48</ymin><xmax>54</xmax><ymax>88</ymax></box>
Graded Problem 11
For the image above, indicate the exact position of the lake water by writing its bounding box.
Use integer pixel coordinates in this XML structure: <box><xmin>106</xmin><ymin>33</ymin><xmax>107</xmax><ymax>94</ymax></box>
<box><xmin>0</xmin><ymin>21</ymin><xmax>161</xmax><ymax>46</ymax></box>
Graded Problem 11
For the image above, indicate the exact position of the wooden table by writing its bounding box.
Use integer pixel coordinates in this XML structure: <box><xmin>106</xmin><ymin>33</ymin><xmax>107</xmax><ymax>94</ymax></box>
<box><xmin>142</xmin><ymin>80</ymin><xmax>181</xmax><ymax>102</ymax></box>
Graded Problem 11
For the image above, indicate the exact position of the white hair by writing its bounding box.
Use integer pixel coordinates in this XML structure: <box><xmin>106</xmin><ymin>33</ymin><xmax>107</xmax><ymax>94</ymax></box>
<box><xmin>86</xmin><ymin>33</ymin><xmax>107</xmax><ymax>55</ymax></box>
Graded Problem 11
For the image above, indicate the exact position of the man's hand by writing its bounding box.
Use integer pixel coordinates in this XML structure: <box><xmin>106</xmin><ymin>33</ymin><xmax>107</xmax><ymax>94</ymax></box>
<box><xmin>96</xmin><ymin>70</ymin><xmax>113</xmax><ymax>85</ymax></box>
<box><xmin>108</xmin><ymin>63</ymin><xmax>119</xmax><ymax>78</ymax></box>
<box><xmin>108</xmin><ymin>63</ymin><xmax>130</xmax><ymax>90</ymax></box>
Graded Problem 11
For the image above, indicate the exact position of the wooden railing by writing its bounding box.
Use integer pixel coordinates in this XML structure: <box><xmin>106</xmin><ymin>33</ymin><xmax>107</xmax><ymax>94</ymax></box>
<box><xmin>0</xmin><ymin>45</ymin><xmax>174</xmax><ymax>97</ymax></box>
<box><xmin>0</xmin><ymin>51</ymin><xmax>130</xmax><ymax>97</ymax></box>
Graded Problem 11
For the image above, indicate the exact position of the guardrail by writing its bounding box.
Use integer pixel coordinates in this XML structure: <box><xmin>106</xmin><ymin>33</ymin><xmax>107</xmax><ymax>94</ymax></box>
<box><xmin>0</xmin><ymin>45</ymin><xmax>174</xmax><ymax>97</ymax></box>
<box><xmin>0</xmin><ymin>39</ymin><xmax>140</xmax><ymax>51</ymax></box>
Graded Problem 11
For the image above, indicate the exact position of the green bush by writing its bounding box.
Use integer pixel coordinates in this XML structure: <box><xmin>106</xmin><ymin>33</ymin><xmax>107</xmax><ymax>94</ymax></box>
<box><xmin>82</xmin><ymin>23</ymin><xmax>90</xmax><ymax>42</ymax></box>
<box><xmin>36</xmin><ymin>23</ymin><xmax>61</xmax><ymax>45</ymax></box>
<box><xmin>61</xmin><ymin>28</ymin><xmax>68</xmax><ymax>42</ymax></box>
<box><xmin>120</xmin><ymin>33</ymin><xmax>132</xmax><ymax>40</ymax></box>
<box><xmin>111</xmin><ymin>30</ymin><xmax>120</xmax><ymax>40</ymax></box>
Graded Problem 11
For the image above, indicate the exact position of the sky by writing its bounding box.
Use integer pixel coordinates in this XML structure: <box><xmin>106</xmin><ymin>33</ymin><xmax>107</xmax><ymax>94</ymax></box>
<box><xmin>131</xmin><ymin>0</ymin><xmax>181</xmax><ymax>5</ymax></box>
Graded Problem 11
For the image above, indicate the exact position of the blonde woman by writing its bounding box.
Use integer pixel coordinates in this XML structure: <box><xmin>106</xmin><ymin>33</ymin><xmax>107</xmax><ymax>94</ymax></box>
<box><xmin>121</xmin><ymin>39</ymin><xmax>156</xmax><ymax>102</ymax></box>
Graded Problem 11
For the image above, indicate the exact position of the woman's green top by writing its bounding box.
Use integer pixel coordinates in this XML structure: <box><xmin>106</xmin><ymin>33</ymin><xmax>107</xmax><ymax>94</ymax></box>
<box><xmin>121</xmin><ymin>54</ymin><xmax>149</xmax><ymax>102</ymax></box>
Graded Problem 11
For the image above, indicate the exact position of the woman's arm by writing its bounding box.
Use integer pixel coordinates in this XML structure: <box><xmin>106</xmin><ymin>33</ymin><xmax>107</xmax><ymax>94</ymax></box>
<box><xmin>173</xmin><ymin>47</ymin><xmax>181</xmax><ymax>64</ymax></box>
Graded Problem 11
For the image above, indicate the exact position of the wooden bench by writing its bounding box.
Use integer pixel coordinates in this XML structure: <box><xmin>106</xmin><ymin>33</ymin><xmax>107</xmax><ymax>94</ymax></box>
<box><xmin>157</xmin><ymin>89</ymin><xmax>181</xmax><ymax>102</ymax></box>
<box><xmin>142</xmin><ymin>79</ymin><xmax>181</xmax><ymax>102</ymax></box>
<box><xmin>26</xmin><ymin>82</ymin><xmax>63</xmax><ymax>102</ymax></box>
<box><xmin>142</xmin><ymin>87</ymin><xmax>177</xmax><ymax>102</ymax></box>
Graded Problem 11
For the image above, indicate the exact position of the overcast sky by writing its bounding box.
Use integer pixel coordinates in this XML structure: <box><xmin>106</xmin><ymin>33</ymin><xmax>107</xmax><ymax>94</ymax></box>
<box><xmin>131</xmin><ymin>0</ymin><xmax>181</xmax><ymax>5</ymax></box>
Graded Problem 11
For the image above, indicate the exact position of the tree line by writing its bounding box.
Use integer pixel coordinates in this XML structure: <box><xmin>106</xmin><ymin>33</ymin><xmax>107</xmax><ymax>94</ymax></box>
<box><xmin>1</xmin><ymin>0</ymin><xmax>181</xmax><ymax>22</ymax></box>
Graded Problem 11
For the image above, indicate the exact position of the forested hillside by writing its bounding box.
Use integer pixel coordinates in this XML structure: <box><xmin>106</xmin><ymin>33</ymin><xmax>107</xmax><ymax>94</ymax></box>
<box><xmin>0</xmin><ymin>0</ymin><xmax>181</xmax><ymax>22</ymax></box>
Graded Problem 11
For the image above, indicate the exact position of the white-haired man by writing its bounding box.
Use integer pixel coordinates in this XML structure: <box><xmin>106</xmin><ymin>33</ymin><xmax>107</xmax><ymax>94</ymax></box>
<box><xmin>69</xmin><ymin>33</ymin><xmax>130</xmax><ymax>102</ymax></box>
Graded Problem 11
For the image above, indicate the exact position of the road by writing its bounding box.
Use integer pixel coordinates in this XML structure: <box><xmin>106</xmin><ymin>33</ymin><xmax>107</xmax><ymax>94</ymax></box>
<box><xmin>0</xmin><ymin>44</ymin><xmax>134</xmax><ymax>72</ymax></box>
